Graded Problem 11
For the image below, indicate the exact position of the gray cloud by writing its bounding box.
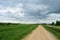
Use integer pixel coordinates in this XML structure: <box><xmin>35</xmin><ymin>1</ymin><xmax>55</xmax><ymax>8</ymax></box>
<box><xmin>0</xmin><ymin>0</ymin><xmax>60</xmax><ymax>23</ymax></box>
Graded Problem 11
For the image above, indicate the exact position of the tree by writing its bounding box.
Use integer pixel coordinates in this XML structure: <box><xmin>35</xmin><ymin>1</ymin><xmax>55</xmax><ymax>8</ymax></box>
<box><xmin>56</xmin><ymin>20</ymin><xmax>60</xmax><ymax>25</ymax></box>
<box><xmin>52</xmin><ymin>22</ymin><xmax>54</xmax><ymax>25</ymax></box>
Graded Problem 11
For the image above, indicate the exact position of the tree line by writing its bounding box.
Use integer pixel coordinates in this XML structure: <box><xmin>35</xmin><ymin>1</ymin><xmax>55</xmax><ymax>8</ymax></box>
<box><xmin>0</xmin><ymin>23</ymin><xmax>20</xmax><ymax>25</ymax></box>
<box><xmin>52</xmin><ymin>20</ymin><xmax>60</xmax><ymax>25</ymax></box>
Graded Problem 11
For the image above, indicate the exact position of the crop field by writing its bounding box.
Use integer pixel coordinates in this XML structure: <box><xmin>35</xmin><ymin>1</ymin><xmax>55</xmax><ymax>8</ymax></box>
<box><xmin>43</xmin><ymin>25</ymin><xmax>60</xmax><ymax>40</ymax></box>
<box><xmin>0</xmin><ymin>24</ymin><xmax>38</xmax><ymax>40</ymax></box>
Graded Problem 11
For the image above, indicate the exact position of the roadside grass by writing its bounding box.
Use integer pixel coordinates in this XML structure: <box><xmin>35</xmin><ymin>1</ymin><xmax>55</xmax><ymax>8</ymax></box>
<box><xmin>42</xmin><ymin>25</ymin><xmax>60</xmax><ymax>40</ymax></box>
<box><xmin>0</xmin><ymin>24</ymin><xmax>38</xmax><ymax>40</ymax></box>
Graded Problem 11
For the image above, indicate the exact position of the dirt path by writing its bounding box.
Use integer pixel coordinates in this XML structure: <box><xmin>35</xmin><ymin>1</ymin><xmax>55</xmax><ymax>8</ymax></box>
<box><xmin>21</xmin><ymin>25</ymin><xmax>57</xmax><ymax>40</ymax></box>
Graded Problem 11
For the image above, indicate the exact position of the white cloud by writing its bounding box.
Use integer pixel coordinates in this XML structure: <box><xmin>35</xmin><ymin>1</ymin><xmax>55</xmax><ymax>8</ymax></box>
<box><xmin>0</xmin><ymin>9</ymin><xmax>7</xmax><ymax>13</ymax></box>
<box><xmin>0</xmin><ymin>3</ymin><xmax>25</xmax><ymax>17</ymax></box>
<box><xmin>45</xmin><ymin>13</ymin><xmax>60</xmax><ymax>23</ymax></box>
<box><xmin>47</xmin><ymin>13</ymin><xmax>60</xmax><ymax>20</ymax></box>
<box><xmin>0</xmin><ymin>3</ymin><xmax>26</xmax><ymax>23</ymax></box>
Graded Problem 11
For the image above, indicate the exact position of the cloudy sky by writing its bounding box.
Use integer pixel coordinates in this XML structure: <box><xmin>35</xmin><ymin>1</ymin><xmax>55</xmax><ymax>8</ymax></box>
<box><xmin>0</xmin><ymin>0</ymin><xmax>60</xmax><ymax>23</ymax></box>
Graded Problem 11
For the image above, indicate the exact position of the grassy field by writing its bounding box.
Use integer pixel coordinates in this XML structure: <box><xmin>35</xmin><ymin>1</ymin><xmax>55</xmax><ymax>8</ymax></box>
<box><xmin>42</xmin><ymin>25</ymin><xmax>60</xmax><ymax>40</ymax></box>
<box><xmin>0</xmin><ymin>24</ymin><xmax>38</xmax><ymax>40</ymax></box>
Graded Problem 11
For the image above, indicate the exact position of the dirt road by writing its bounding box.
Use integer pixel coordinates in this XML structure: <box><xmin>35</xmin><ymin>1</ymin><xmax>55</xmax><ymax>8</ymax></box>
<box><xmin>21</xmin><ymin>25</ymin><xmax>57</xmax><ymax>40</ymax></box>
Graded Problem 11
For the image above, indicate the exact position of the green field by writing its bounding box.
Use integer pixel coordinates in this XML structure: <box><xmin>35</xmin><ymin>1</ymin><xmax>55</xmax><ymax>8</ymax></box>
<box><xmin>0</xmin><ymin>24</ymin><xmax>38</xmax><ymax>40</ymax></box>
<box><xmin>42</xmin><ymin>25</ymin><xmax>60</xmax><ymax>40</ymax></box>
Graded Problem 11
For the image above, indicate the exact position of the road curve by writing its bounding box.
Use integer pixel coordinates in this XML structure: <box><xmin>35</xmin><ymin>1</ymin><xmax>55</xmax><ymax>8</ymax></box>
<box><xmin>21</xmin><ymin>25</ymin><xmax>57</xmax><ymax>40</ymax></box>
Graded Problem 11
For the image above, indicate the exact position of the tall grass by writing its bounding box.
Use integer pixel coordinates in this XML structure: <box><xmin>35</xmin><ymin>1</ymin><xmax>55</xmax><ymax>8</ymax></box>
<box><xmin>42</xmin><ymin>25</ymin><xmax>60</xmax><ymax>40</ymax></box>
<box><xmin>0</xmin><ymin>24</ymin><xmax>38</xmax><ymax>40</ymax></box>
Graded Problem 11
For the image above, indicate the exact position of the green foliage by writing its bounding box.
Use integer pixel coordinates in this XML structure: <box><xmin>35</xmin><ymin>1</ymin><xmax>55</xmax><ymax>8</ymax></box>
<box><xmin>51</xmin><ymin>20</ymin><xmax>60</xmax><ymax>26</ymax></box>
<box><xmin>52</xmin><ymin>22</ymin><xmax>55</xmax><ymax>25</ymax></box>
<box><xmin>56</xmin><ymin>20</ymin><xmax>60</xmax><ymax>25</ymax></box>
<box><xmin>0</xmin><ymin>24</ymin><xmax>38</xmax><ymax>40</ymax></box>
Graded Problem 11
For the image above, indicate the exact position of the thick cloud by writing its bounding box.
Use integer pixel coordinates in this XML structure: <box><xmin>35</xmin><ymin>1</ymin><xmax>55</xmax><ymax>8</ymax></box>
<box><xmin>0</xmin><ymin>0</ymin><xmax>60</xmax><ymax>23</ymax></box>
<box><xmin>21</xmin><ymin>0</ymin><xmax>60</xmax><ymax>23</ymax></box>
